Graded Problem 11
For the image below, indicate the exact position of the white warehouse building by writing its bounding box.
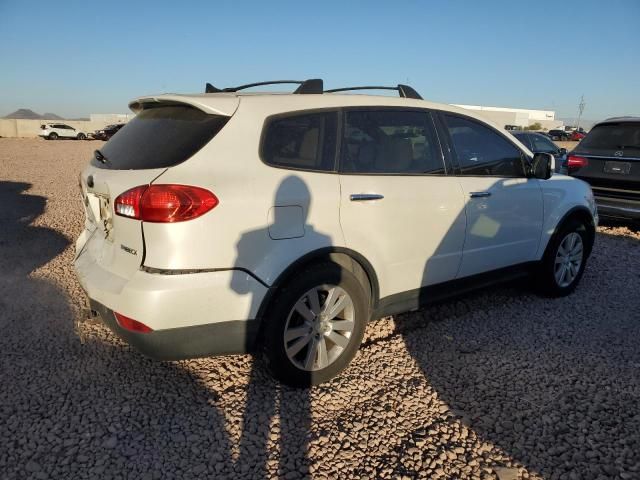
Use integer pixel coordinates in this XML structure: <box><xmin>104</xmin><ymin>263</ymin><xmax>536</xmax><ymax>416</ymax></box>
<box><xmin>453</xmin><ymin>104</ymin><xmax>564</xmax><ymax>131</ymax></box>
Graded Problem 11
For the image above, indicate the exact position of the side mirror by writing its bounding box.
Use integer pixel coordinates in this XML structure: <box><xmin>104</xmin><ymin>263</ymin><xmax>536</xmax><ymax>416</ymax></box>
<box><xmin>559</xmin><ymin>147</ymin><xmax>567</xmax><ymax>156</ymax></box>
<box><xmin>531</xmin><ymin>152</ymin><xmax>553</xmax><ymax>179</ymax></box>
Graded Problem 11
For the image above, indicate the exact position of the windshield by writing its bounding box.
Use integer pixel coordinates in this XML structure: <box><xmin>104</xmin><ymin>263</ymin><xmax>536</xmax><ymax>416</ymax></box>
<box><xmin>579</xmin><ymin>123</ymin><xmax>640</xmax><ymax>151</ymax></box>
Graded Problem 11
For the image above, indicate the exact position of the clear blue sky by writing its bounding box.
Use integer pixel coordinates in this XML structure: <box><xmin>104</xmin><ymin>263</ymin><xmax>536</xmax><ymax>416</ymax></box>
<box><xmin>1</xmin><ymin>0</ymin><xmax>638</xmax><ymax>121</ymax></box>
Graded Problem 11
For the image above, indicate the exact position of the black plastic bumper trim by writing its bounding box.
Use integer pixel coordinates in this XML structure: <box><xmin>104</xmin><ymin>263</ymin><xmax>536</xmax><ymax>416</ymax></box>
<box><xmin>91</xmin><ymin>300</ymin><xmax>260</xmax><ymax>360</ymax></box>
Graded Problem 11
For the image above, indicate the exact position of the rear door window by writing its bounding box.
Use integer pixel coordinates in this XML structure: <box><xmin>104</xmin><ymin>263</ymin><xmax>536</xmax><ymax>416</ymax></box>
<box><xmin>262</xmin><ymin>111</ymin><xmax>338</xmax><ymax>172</ymax></box>
<box><xmin>94</xmin><ymin>105</ymin><xmax>229</xmax><ymax>170</ymax></box>
<box><xmin>340</xmin><ymin>109</ymin><xmax>445</xmax><ymax>174</ymax></box>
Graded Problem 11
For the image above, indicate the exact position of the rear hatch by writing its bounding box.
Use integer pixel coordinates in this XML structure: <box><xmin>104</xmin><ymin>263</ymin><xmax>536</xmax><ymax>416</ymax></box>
<box><xmin>77</xmin><ymin>100</ymin><xmax>235</xmax><ymax>281</ymax></box>
<box><xmin>569</xmin><ymin>121</ymin><xmax>640</xmax><ymax>201</ymax></box>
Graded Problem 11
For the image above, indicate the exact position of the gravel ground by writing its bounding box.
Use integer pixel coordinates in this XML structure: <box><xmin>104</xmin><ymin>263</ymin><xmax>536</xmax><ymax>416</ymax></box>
<box><xmin>1</xmin><ymin>138</ymin><xmax>639</xmax><ymax>480</ymax></box>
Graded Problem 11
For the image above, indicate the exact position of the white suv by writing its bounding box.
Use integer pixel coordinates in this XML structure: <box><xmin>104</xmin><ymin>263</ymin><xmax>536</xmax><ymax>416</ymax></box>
<box><xmin>74</xmin><ymin>79</ymin><xmax>597</xmax><ymax>386</ymax></box>
<box><xmin>39</xmin><ymin>123</ymin><xmax>87</xmax><ymax>140</ymax></box>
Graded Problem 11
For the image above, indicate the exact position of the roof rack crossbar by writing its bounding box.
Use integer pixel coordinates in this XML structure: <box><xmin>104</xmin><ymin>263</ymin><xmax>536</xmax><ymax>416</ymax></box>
<box><xmin>324</xmin><ymin>84</ymin><xmax>423</xmax><ymax>100</ymax></box>
<box><xmin>205</xmin><ymin>79</ymin><xmax>323</xmax><ymax>94</ymax></box>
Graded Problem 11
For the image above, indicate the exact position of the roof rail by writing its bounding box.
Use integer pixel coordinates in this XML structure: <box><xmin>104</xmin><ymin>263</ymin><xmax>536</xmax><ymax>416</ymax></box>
<box><xmin>324</xmin><ymin>84</ymin><xmax>423</xmax><ymax>100</ymax></box>
<box><xmin>205</xmin><ymin>79</ymin><xmax>323</xmax><ymax>94</ymax></box>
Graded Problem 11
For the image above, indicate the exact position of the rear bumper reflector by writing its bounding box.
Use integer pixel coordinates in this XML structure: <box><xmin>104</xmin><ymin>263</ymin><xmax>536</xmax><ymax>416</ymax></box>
<box><xmin>114</xmin><ymin>312</ymin><xmax>153</xmax><ymax>333</ymax></box>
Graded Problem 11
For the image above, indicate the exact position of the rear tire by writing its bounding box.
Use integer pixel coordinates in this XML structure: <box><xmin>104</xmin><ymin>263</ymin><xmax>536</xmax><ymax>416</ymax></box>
<box><xmin>48</xmin><ymin>132</ymin><xmax>58</xmax><ymax>140</ymax></box>
<box><xmin>262</xmin><ymin>262</ymin><xmax>368</xmax><ymax>387</ymax></box>
<box><xmin>535</xmin><ymin>218</ymin><xmax>590</xmax><ymax>297</ymax></box>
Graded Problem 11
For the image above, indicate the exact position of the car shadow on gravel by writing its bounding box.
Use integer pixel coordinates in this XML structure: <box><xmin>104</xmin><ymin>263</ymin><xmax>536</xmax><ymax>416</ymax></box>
<box><xmin>230</xmin><ymin>175</ymin><xmax>317</xmax><ymax>478</ymax></box>
<box><xmin>0</xmin><ymin>181</ymin><xmax>311</xmax><ymax>479</ymax></box>
<box><xmin>398</xmin><ymin>249</ymin><xmax>640</xmax><ymax>478</ymax></box>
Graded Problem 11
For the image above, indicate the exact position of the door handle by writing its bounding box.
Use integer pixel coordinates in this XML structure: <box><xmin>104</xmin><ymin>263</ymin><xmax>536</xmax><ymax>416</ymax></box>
<box><xmin>350</xmin><ymin>194</ymin><xmax>384</xmax><ymax>202</ymax></box>
<box><xmin>469</xmin><ymin>191</ymin><xmax>491</xmax><ymax>198</ymax></box>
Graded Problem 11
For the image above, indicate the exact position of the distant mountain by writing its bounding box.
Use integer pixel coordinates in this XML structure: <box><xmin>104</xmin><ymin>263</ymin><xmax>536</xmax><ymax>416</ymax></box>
<box><xmin>3</xmin><ymin>109</ymin><xmax>65</xmax><ymax>120</ymax></box>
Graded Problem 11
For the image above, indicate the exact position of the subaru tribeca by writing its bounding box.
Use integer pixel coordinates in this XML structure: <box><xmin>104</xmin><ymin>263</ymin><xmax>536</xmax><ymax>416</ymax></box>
<box><xmin>75</xmin><ymin>79</ymin><xmax>597</xmax><ymax>386</ymax></box>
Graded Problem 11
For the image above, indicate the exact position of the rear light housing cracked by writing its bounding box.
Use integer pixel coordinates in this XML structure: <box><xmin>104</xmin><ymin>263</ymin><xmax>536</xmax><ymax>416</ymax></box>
<box><xmin>115</xmin><ymin>184</ymin><xmax>218</xmax><ymax>223</ymax></box>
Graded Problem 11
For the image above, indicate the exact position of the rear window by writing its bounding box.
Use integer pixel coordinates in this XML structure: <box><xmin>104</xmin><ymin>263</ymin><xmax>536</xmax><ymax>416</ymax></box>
<box><xmin>93</xmin><ymin>105</ymin><xmax>229</xmax><ymax>170</ymax></box>
<box><xmin>578</xmin><ymin>123</ymin><xmax>640</xmax><ymax>154</ymax></box>
<box><xmin>261</xmin><ymin>112</ymin><xmax>338</xmax><ymax>172</ymax></box>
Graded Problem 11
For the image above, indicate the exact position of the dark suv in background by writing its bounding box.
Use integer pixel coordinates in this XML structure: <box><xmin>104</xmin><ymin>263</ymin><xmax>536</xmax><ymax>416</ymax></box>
<box><xmin>91</xmin><ymin>123</ymin><xmax>126</xmax><ymax>141</ymax></box>
<box><xmin>548</xmin><ymin>129</ymin><xmax>571</xmax><ymax>141</ymax></box>
<box><xmin>567</xmin><ymin>117</ymin><xmax>640</xmax><ymax>220</ymax></box>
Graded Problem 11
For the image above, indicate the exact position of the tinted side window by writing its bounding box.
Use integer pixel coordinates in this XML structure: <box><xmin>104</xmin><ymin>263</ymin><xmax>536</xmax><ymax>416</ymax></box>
<box><xmin>531</xmin><ymin>135</ymin><xmax>558</xmax><ymax>153</ymax></box>
<box><xmin>513</xmin><ymin>134</ymin><xmax>531</xmax><ymax>150</ymax></box>
<box><xmin>444</xmin><ymin>114</ymin><xmax>525</xmax><ymax>177</ymax></box>
<box><xmin>341</xmin><ymin>110</ymin><xmax>444</xmax><ymax>174</ymax></box>
<box><xmin>262</xmin><ymin>112</ymin><xmax>337</xmax><ymax>172</ymax></box>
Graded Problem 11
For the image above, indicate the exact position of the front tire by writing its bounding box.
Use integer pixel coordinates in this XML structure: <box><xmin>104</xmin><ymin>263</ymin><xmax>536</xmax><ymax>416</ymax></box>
<box><xmin>536</xmin><ymin>218</ymin><xmax>590</xmax><ymax>297</ymax></box>
<box><xmin>262</xmin><ymin>262</ymin><xmax>368</xmax><ymax>387</ymax></box>
<box><xmin>77</xmin><ymin>133</ymin><xmax>86</xmax><ymax>140</ymax></box>
<box><xmin>48</xmin><ymin>132</ymin><xmax>58</xmax><ymax>140</ymax></box>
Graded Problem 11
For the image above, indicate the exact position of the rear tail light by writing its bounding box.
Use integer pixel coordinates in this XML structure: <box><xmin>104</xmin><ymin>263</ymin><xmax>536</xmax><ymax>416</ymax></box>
<box><xmin>115</xmin><ymin>185</ymin><xmax>147</xmax><ymax>219</ymax></box>
<box><xmin>115</xmin><ymin>184</ymin><xmax>218</xmax><ymax>222</ymax></box>
<box><xmin>114</xmin><ymin>312</ymin><xmax>153</xmax><ymax>333</ymax></box>
<box><xmin>567</xmin><ymin>155</ymin><xmax>588</xmax><ymax>172</ymax></box>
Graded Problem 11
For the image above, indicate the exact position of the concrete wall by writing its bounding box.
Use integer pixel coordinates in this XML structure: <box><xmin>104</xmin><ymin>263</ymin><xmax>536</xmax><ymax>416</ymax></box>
<box><xmin>0</xmin><ymin>120</ymin><xmax>18</xmax><ymax>138</ymax></box>
<box><xmin>0</xmin><ymin>119</ymin><xmax>123</xmax><ymax>138</ymax></box>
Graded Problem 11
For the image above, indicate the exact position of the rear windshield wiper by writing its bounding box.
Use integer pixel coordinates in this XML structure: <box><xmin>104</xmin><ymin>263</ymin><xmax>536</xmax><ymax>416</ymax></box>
<box><xmin>94</xmin><ymin>149</ymin><xmax>110</xmax><ymax>164</ymax></box>
<box><xmin>616</xmin><ymin>145</ymin><xmax>640</xmax><ymax>150</ymax></box>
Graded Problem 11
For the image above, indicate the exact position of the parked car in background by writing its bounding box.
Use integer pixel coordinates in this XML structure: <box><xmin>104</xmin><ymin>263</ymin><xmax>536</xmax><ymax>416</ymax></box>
<box><xmin>39</xmin><ymin>123</ymin><xmax>87</xmax><ymax>140</ymax></box>
<box><xmin>512</xmin><ymin>131</ymin><xmax>568</xmax><ymax>173</ymax></box>
<box><xmin>567</xmin><ymin>117</ymin><xmax>640</xmax><ymax>220</ymax></box>
<box><xmin>74</xmin><ymin>79</ymin><xmax>597</xmax><ymax>386</ymax></box>
<box><xmin>570</xmin><ymin>130</ymin><xmax>586</xmax><ymax>141</ymax></box>
<box><xmin>91</xmin><ymin>123</ymin><xmax>126</xmax><ymax>141</ymax></box>
<box><xmin>548</xmin><ymin>129</ymin><xmax>571</xmax><ymax>141</ymax></box>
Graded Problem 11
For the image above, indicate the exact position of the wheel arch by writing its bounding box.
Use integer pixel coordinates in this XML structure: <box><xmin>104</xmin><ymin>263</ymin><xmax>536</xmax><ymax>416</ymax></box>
<box><xmin>256</xmin><ymin>247</ymin><xmax>380</xmax><ymax>324</ymax></box>
<box><xmin>547</xmin><ymin>206</ymin><xmax>596</xmax><ymax>257</ymax></box>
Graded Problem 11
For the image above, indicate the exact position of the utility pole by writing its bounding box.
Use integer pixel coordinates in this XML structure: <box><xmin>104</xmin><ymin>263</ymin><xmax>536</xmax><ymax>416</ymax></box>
<box><xmin>576</xmin><ymin>95</ymin><xmax>585</xmax><ymax>131</ymax></box>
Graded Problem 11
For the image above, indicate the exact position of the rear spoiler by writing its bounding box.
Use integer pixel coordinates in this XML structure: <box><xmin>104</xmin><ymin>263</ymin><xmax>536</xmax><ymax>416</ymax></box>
<box><xmin>128</xmin><ymin>95</ymin><xmax>239</xmax><ymax>117</ymax></box>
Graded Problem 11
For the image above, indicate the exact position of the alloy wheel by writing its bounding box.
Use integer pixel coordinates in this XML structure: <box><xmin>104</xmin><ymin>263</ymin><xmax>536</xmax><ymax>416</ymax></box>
<box><xmin>283</xmin><ymin>285</ymin><xmax>355</xmax><ymax>371</ymax></box>
<box><xmin>554</xmin><ymin>232</ymin><xmax>583</xmax><ymax>287</ymax></box>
